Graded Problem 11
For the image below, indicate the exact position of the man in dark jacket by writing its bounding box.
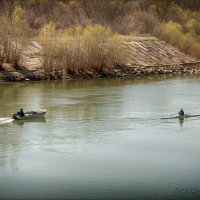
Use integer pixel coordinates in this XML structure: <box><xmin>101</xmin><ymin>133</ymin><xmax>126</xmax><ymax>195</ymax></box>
<box><xmin>17</xmin><ymin>109</ymin><xmax>25</xmax><ymax>117</ymax></box>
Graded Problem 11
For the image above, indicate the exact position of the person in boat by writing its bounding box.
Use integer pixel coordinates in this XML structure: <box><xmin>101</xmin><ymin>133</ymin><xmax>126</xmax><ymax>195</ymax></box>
<box><xmin>179</xmin><ymin>109</ymin><xmax>184</xmax><ymax>116</ymax></box>
<box><xmin>17</xmin><ymin>108</ymin><xmax>25</xmax><ymax>117</ymax></box>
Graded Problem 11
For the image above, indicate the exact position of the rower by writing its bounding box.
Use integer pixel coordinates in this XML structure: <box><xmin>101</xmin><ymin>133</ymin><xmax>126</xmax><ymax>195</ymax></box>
<box><xmin>179</xmin><ymin>109</ymin><xmax>184</xmax><ymax>116</ymax></box>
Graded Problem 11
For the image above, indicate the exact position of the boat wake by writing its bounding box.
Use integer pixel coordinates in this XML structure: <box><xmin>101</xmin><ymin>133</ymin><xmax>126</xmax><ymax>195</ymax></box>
<box><xmin>0</xmin><ymin>118</ymin><xmax>13</xmax><ymax>125</ymax></box>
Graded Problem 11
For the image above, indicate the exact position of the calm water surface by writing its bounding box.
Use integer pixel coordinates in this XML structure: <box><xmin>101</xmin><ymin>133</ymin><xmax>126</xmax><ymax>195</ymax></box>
<box><xmin>0</xmin><ymin>76</ymin><xmax>200</xmax><ymax>200</ymax></box>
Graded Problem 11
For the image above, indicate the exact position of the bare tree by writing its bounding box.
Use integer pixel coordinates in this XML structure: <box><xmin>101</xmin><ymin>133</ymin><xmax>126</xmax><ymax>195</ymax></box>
<box><xmin>152</xmin><ymin>0</ymin><xmax>175</xmax><ymax>21</ymax></box>
<box><xmin>175</xmin><ymin>0</ymin><xmax>200</xmax><ymax>11</ymax></box>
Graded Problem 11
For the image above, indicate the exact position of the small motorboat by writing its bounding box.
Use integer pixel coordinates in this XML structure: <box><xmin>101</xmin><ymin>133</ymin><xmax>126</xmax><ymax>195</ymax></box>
<box><xmin>13</xmin><ymin>117</ymin><xmax>46</xmax><ymax>126</ymax></box>
<box><xmin>12</xmin><ymin>109</ymin><xmax>47</xmax><ymax>120</ymax></box>
<box><xmin>161</xmin><ymin>114</ymin><xmax>200</xmax><ymax>120</ymax></box>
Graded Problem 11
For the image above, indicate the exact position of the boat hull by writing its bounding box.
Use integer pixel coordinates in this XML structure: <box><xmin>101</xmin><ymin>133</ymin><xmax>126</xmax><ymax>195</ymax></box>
<box><xmin>12</xmin><ymin>110</ymin><xmax>47</xmax><ymax>120</ymax></box>
<box><xmin>161</xmin><ymin>114</ymin><xmax>200</xmax><ymax>120</ymax></box>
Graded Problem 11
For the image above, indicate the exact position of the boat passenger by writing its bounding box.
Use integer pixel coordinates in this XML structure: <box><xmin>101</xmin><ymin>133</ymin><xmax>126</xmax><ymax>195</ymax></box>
<box><xmin>179</xmin><ymin>109</ymin><xmax>184</xmax><ymax>116</ymax></box>
<box><xmin>17</xmin><ymin>108</ymin><xmax>25</xmax><ymax>117</ymax></box>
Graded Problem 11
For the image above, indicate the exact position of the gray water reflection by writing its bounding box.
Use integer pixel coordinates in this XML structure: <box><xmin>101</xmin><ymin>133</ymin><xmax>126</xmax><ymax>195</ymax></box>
<box><xmin>1</xmin><ymin>75</ymin><xmax>200</xmax><ymax>199</ymax></box>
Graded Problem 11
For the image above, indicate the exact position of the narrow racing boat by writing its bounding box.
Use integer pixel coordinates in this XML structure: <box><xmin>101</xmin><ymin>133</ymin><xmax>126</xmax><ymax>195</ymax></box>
<box><xmin>12</xmin><ymin>109</ymin><xmax>47</xmax><ymax>120</ymax></box>
<box><xmin>161</xmin><ymin>114</ymin><xmax>200</xmax><ymax>120</ymax></box>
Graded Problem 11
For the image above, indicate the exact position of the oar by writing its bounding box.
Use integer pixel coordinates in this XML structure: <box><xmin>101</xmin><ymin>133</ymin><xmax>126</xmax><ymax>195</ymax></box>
<box><xmin>169</xmin><ymin>112</ymin><xmax>178</xmax><ymax>116</ymax></box>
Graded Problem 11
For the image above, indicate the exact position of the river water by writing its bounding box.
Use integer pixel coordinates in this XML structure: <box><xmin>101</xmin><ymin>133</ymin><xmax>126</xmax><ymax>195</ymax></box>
<box><xmin>0</xmin><ymin>76</ymin><xmax>200</xmax><ymax>200</ymax></box>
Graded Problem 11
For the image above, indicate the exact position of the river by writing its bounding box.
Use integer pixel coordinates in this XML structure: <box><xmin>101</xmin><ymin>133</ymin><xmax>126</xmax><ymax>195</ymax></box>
<box><xmin>0</xmin><ymin>76</ymin><xmax>200</xmax><ymax>200</ymax></box>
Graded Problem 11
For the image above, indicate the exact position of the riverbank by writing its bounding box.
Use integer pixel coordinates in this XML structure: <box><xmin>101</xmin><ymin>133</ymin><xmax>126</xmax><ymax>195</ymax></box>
<box><xmin>0</xmin><ymin>37</ymin><xmax>200</xmax><ymax>82</ymax></box>
<box><xmin>1</xmin><ymin>62</ymin><xmax>200</xmax><ymax>82</ymax></box>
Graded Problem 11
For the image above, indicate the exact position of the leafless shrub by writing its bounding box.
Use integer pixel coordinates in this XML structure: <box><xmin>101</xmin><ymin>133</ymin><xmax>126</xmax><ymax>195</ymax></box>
<box><xmin>39</xmin><ymin>23</ymin><xmax>126</xmax><ymax>76</ymax></box>
<box><xmin>0</xmin><ymin>6</ymin><xmax>30</xmax><ymax>68</ymax></box>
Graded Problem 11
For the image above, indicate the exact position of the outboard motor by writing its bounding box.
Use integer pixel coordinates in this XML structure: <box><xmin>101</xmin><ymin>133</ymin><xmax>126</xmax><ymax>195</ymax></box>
<box><xmin>12</xmin><ymin>113</ymin><xmax>18</xmax><ymax>120</ymax></box>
